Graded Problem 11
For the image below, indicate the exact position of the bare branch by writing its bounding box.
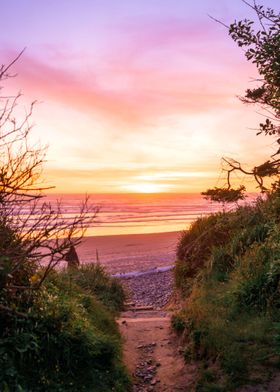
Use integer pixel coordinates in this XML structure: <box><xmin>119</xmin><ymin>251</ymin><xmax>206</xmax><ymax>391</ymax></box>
<box><xmin>0</xmin><ymin>48</ymin><xmax>26</xmax><ymax>79</ymax></box>
<box><xmin>0</xmin><ymin>52</ymin><xmax>97</xmax><ymax>305</ymax></box>
<box><xmin>208</xmin><ymin>14</ymin><xmax>229</xmax><ymax>29</ymax></box>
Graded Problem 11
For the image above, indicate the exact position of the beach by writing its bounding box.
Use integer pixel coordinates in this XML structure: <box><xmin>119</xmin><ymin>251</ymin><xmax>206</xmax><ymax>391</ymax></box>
<box><xmin>77</xmin><ymin>231</ymin><xmax>180</xmax><ymax>275</ymax></box>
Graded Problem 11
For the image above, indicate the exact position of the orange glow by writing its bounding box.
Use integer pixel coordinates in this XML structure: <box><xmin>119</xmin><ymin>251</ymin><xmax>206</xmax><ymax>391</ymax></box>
<box><xmin>1</xmin><ymin>7</ymin><xmax>272</xmax><ymax>195</ymax></box>
<box><xmin>120</xmin><ymin>183</ymin><xmax>171</xmax><ymax>193</ymax></box>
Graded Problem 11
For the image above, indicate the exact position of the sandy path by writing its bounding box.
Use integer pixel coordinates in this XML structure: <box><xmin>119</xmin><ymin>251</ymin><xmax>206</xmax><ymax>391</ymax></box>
<box><xmin>118</xmin><ymin>309</ymin><xmax>196</xmax><ymax>391</ymax></box>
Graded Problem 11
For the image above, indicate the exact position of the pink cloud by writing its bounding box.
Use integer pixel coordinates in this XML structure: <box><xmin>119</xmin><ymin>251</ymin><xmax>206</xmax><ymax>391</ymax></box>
<box><xmin>1</xmin><ymin>34</ymin><xmax>254</xmax><ymax>128</ymax></box>
<box><xmin>107</xmin><ymin>16</ymin><xmax>243</xmax><ymax>68</ymax></box>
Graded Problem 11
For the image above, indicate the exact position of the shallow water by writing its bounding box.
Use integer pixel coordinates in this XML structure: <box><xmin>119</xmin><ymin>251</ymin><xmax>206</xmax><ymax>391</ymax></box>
<box><xmin>112</xmin><ymin>265</ymin><xmax>174</xmax><ymax>278</ymax></box>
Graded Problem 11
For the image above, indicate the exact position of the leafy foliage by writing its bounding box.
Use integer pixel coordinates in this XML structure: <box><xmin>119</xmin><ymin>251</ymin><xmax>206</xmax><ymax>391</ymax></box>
<box><xmin>62</xmin><ymin>263</ymin><xmax>127</xmax><ymax>312</ymax></box>
<box><xmin>0</xmin><ymin>274</ymin><xmax>130</xmax><ymax>391</ymax></box>
<box><xmin>177</xmin><ymin>3</ymin><xmax>280</xmax><ymax>389</ymax></box>
<box><xmin>229</xmin><ymin>4</ymin><xmax>280</xmax><ymax>123</ymax></box>
<box><xmin>207</xmin><ymin>2</ymin><xmax>280</xmax><ymax>194</ymax></box>
<box><xmin>0</xmin><ymin>56</ymin><xmax>129</xmax><ymax>390</ymax></box>
<box><xmin>202</xmin><ymin>186</ymin><xmax>246</xmax><ymax>205</ymax></box>
<box><xmin>174</xmin><ymin>191</ymin><xmax>280</xmax><ymax>390</ymax></box>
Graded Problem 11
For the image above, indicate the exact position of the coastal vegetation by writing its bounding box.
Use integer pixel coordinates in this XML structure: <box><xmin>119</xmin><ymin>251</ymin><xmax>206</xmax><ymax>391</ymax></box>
<box><xmin>1</xmin><ymin>266</ymin><xmax>129</xmax><ymax>391</ymax></box>
<box><xmin>175</xmin><ymin>191</ymin><xmax>280</xmax><ymax>390</ymax></box>
<box><xmin>174</xmin><ymin>2</ymin><xmax>280</xmax><ymax>390</ymax></box>
<box><xmin>204</xmin><ymin>1</ymin><xmax>280</xmax><ymax>199</ymax></box>
<box><xmin>0</xmin><ymin>57</ymin><xmax>129</xmax><ymax>391</ymax></box>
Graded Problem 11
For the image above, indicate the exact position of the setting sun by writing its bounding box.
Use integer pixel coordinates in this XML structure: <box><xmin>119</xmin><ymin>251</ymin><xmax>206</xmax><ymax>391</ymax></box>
<box><xmin>2</xmin><ymin>0</ymin><xmax>277</xmax><ymax>195</ymax></box>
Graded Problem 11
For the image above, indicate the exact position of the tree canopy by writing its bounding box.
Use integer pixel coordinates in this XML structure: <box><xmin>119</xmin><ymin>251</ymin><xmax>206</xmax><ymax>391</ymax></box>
<box><xmin>204</xmin><ymin>1</ymin><xmax>280</xmax><ymax>203</ymax></box>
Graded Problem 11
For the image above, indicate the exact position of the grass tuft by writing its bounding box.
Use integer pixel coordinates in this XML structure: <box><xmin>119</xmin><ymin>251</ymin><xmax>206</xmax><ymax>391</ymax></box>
<box><xmin>174</xmin><ymin>191</ymin><xmax>280</xmax><ymax>390</ymax></box>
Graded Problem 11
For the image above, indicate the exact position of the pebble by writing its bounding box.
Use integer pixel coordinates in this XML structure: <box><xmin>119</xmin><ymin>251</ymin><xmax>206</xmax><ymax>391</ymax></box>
<box><xmin>120</xmin><ymin>270</ymin><xmax>174</xmax><ymax>390</ymax></box>
<box><xmin>120</xmin><ymin>270</ymin><xmax>173</xmax><ymax>309</ymax></box>
<box><xmin>133</xmin><ymin>345</ymin><xmax>159</xmax><ymax>390</ymax></box>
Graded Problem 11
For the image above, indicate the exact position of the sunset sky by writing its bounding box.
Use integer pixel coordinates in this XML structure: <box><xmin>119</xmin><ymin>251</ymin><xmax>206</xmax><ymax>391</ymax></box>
<box><xmin>1</xmin><ymin>0</ymin><xmax>278</xmax><ymax>194</ymax></box>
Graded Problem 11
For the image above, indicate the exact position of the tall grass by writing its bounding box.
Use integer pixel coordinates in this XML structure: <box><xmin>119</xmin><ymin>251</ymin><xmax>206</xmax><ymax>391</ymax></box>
<box><xmin>64</xmin><ymin>262</ymin><xmax>126</xmax><ymax>312</ymax></box>
<box><xmin>0</xmin><ymin>264</ymin><xmax>130</xmax><ymax>391</ymax></box>
<box><xmin>174</xmin><ymin>191</ymin><xmax>280</xmax><ymax>390</ymax></box>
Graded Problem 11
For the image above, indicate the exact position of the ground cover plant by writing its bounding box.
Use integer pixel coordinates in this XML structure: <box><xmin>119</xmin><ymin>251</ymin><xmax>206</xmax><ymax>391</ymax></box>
<box><xmin>174</xmin><ymin>189</ymin><xmax>280</xmax><ymax>391</ymax></box>
<box><xmin>64</xmin><ymin>262</ymin><xmax>126</xmax><ymax>313</ymax></box>
<box><xmin>0</xmin><ymin>55</ymin><xmax>130</xmax><ymax>391</ymax></box>
<box><xmin>173</xmin><ymin>3</ymin><xmax>280</xmax><ymax>389</ymax></box>
<box><xmin>0</xmin><ymin>268</ymin><xmax>130</xmax><ymax>391</ymax></box>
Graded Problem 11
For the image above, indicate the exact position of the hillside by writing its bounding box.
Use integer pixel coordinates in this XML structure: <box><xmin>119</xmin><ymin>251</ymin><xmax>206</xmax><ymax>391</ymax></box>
<box><xmin>173</xmin><ymin>189</ymin><xmax>280</xmax><ymax>391</ymax></box>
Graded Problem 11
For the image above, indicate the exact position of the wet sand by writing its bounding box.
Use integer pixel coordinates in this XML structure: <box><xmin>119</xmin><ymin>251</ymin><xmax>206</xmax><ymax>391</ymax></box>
<box><xmin>77</xmin><ymin>231</ymin><xmax>180</xmax><ymax>275</ymax></box>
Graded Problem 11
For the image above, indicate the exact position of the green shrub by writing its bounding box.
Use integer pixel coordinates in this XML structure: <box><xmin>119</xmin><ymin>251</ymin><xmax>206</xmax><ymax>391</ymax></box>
<box><xmin>177</xmin><ymin>214</ymin><xmax>231</xmax><ymax>266</ymax></box>
<box><xmin>208</xmin><ymin>247</ymin><xmax>235</xmax><ymax>282</ymax></box>
<box><xmin>175</xmin><ymin>205</ymin><xmax>270</xmax><ymax>291</ymax></box>
<box><xmin>0</xmin><ymin>220</ymin><xmax>36</xmax><ymax>301</ymax></box>
<box><xmin>0</xmin><ymin>274</ymin><xmax>130</xmax><ymax>391</ymax></box>
<box><xmin>234</xmin><ymin>243</ymin><xmax>280</xmax><ymax>312</ymax></box>
<box><xmin>230</xmin><ymin>223</ymin><xmax>269</xmax><ymax>256</ymax></box>
<box><xmin>221</xmin><ymin>344</ymin><xmax>247</xmax><ymax>383</ymax></box>
<box><xmin>171</xmin><ymin>313</ymin><xmax>186</xmax><ymax>332</ymax></box>
<box><xmin>64</xmin><ymin>263</ymin><xmax>126</xmax><ymax>312</ymax></box>
<box><xmin>174</xmin><ymin>193</ymin><xmax>280</xmax><ymax>389</ymax></box>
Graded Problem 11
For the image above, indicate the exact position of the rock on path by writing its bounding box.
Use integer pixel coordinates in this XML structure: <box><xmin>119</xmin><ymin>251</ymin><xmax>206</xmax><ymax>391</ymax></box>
<box><xmin>118</xmin><ymin>310</ymin><xmax>196</xmax><ymax>391</ymax></box>
<box><xmin>118</xmin><ymin>269</ymin><xmax>196</xmax><ymax>390</ymax></box>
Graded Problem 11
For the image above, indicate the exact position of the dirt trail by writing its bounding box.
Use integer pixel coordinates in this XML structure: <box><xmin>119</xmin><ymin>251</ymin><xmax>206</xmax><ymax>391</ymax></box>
<box><xmin>118</xmin><ymin>308</ymin><xmax>196</xmax><ymax>392</ymax></box>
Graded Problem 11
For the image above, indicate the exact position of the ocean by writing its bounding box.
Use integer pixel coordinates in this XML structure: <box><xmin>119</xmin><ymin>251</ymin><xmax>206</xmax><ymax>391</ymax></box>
<box><xmin>37</xmin><ymin>192</ymin><xmax>258</xmax><ymax>273</ymax></box>
<box><xmin>45</xmin><ymin>193</ymin><xmax>229</xmax><ymax>237</ymax></box>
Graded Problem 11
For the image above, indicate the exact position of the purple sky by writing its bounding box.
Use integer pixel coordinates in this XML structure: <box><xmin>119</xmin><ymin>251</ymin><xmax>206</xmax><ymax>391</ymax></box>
<box><xmin>1</xmin><ymin>0</ymin><xmax>278</xmax><ymax>193</ymax></box>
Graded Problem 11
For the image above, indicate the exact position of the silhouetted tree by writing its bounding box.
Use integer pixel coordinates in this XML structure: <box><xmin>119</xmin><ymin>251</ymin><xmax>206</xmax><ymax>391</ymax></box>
<box><xmin>0</xmin><ymin>52</ymin><xmax>96</xmax><ymax>312</ymax></box>
<box><xmin>202</xmin><ymin>185</ymin><xmax>246</xmax><ymax>207</ymax></box>
<box><xmin>204</xmin><ymin>1</ymin><xmax>280</xmax><ymax>202</ymax></box>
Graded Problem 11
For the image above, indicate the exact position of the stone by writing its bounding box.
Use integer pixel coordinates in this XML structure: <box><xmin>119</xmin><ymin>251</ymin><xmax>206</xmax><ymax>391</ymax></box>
<box><xmin>65</xmin><ymin>245</ymin><xmax>80</xmax><ymax>268</ymax></box>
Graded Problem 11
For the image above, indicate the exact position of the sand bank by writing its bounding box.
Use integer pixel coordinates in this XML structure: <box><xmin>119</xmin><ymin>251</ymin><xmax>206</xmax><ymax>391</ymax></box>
<box><xmin>77</xmin><ymin>231</ymin><xmax>180</xmax><ymax>274</ymax></box>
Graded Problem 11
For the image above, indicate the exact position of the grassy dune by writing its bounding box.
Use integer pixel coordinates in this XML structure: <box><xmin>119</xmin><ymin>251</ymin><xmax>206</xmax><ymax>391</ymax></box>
<box><xmin>173</xmin><ymin>190</ymin><xmax>280</xmax><ymax>391</ymax></box>
<box><xmin>0</xmin><ymin>264</ymin><xmax>130</xmax><ymax>391</ymax></box>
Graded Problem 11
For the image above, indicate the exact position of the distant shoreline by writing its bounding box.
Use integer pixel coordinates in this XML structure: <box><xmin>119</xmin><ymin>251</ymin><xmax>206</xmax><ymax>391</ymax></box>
<box><xmin>82</xmin><ymin>230</ymin><xmax>182</xmax><ymax>239</ymax></box>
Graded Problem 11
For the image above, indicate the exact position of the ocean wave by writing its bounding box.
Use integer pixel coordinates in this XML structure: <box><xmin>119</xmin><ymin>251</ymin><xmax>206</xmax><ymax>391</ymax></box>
<box><xmin>16</xmin><ymin>193</ymin><xmax>253</xmax><ymax>236</ymax></box>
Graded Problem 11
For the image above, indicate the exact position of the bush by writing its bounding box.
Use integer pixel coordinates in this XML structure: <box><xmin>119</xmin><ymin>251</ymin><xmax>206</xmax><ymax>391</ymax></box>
<box><xmin>0</xmin><ymin>274</ymin><xmax>130</xmax><ymax>391</ymax></box>
<box><xmin>63</xmin><ymin>263</ymin><xmax>126</xmax><ymax>312</ymax></box>
<box><xmin>208</xmin><ymin>247</ymin><xmax>235</xmax><ymax>282</ymax></box>
<box><xmin>171</xmin><ymin>313</ymin><xmax>186</xmax><ymax>333</ymax></box>
<box><xmin>175</xmin><ymin>213</ymin><xmax>234</xmax><ymax>293</ymax></box>
<box><xmin>174</xmin><ymin>194</ymin><xmax>280</xmax><ymax>389</ymax></box>
<box><xmin>0</xmin><ymin>55</ymin><xmax>129</xmax><ymax>391</ymax></box>
<box><xmin>234</xmin><ymin>241</ymin><xmax>280</xmax><ymax>312</ymax></box>
<box><xmin>175</xmin><ymin>203</ymin><xmax>273</xmax><ymax>293</ymax></box>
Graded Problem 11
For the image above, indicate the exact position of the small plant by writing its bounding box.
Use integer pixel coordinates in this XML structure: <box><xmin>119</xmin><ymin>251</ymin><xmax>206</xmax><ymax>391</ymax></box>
<box><xmin>208</xmin><ymin>247</ymin><xmax>235</xmax><ymax>282</ymax></box>
<box><xmin>65</xmin><ymin>262</ymin><xmax>126</xmax><ymax>312</ymax></box>
<box><xmin>0</xmin><ymin>274</ymin><xmax>130</xmax><ymax>391</ymax></box>
<box><xmin>196</xmin><ymin>368</ymin><xmax>225</xmax><ymax>392</ymax></box>
<box><xmin>171</xmin><ymin>313</ymin><xmax>186</xmax><ymax>333</ymax></box>
<box><xmin>221</xmin><ymin>345</ymin><xmax>248</xmax><ymax>385</ymax></box>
